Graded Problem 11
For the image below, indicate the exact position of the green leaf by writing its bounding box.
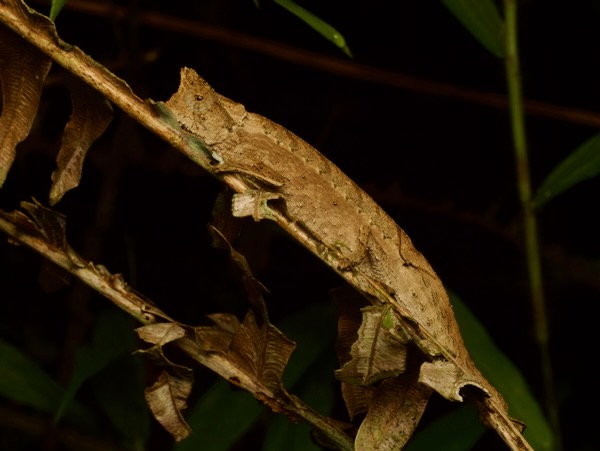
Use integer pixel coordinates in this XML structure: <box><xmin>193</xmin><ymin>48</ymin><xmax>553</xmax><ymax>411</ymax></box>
<box><xmin>54</xmin><ymin>309</ymin><xmax>135</xmax><ymax>423</ymax></box>
<box><xmin>273</xmin><ymin>0</ymin><xmax>352</xmax><ymax>56</ymax></box>
<box><xmin>277</xmin><ymin>302</ymin><xmax>336</xmax><ymax>388</ymax></box>
<box><xmin>92</xmin><ymin>354</ymin><xmax>151</xmax><ymax>450</ymax></box>
<box><xmin>534</xmin><ymin>132</ymin><xmax>600</xmax><ymax>208</ymax></box>
<box><xmin>173</xmin><ymin>380</ymin><xmax>264</xmax><ymax>451</ymax></box>
<box><xmin>442</xmin><ymin>0</ymin><xmax>505</xmax><ymax>57</ymax></box>
<box><xmin>263</xmin><ymin>351</ymin><xmax>335</xmax><ymax>451</ymax></box>
<box><xmin>450</xmin><ymin>292</ymin><xmax>554</xmax><ymax>451</ymax></box>
<box><xmin>0</xmin><ymin>339</ymin><xmax>93</xmax><ymax>427</ymax></box>
<box><xmin>50</xmin><ymin>0</ymin><xmax>68</xmax><ymax>21</ymax></box>
<box><xmin>262</xmin><ymin>358</ymin><xmax>337</xmax><ymax>451</ymax></box>
<box><xmin>405</xmin><ymin>404</ymin><xmax>484</xmax><ymax>451</ymax></box>
<box><xmin>0</xmin><ymin>339</ymin><xmax>67</xmax><ymax>412</ymax></box>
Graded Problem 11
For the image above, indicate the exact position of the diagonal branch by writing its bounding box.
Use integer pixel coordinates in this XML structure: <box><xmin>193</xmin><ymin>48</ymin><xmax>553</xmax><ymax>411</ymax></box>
<box><xmin>0</xmin><ymin>208</ymin><xmax>355</xmax><ymax>451</ymax></box>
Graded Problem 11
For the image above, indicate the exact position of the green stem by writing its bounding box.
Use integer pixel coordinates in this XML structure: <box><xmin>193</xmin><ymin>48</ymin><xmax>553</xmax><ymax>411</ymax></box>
<box><xmin>503</xmin><ymin>1</ymin><xmax>562</xmax><ymax>449</ymax></box>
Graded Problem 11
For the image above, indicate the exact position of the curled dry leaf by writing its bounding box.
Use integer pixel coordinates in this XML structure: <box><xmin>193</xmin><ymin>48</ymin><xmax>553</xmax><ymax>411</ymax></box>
<box><xmin>207</xmin><ymin>312</ymin><xmax>241</xmax><ymax>335</ymax></box>
<box><xmin>333</xmin><ymin>289</ymin><xmax>434</xmax><ymax>448</ymax></box>
<box><xmin>208</xmin><ymin>224</ymin><xmax>270</xmax><ymax>311</ymax></box>
<box><xmin>16</xmin><ymin>199</ymin><xmax>89</xmax><ymax>272</ymax></box>
<box><xmin>355</xmin><ymin>376</ymin><xmax>431</xmax><ymax>451</ymax></box>
<box><xmin>14</xmin><ymin>200</ymin><xmax>88</xmax><ymax>289</ymax></box>
<box><xmin>194</xmin><ymin>313</ymin><xmax>240</xmax><ymax>353</ymax></box>
<box><xmin>50</xmin><ymin>76</ymin><xmax>114</xmax><ymax>205</ymax></box>
<box><xmin>136</xmin><ymin>323</ymin><xmax>194</xmax><ymax>440</ymax></box>
<box><xmin>136</xmin><ymin>322</ymin><xmax>187</xmax><ymax>347</ymax></box>
<box><xmin>20</xmin><ymin>199</ymin><xmax>67</xmax><ymax>248</ymax></box>
<box><xmin>335</xmin><ymin>305</ymin><xmax>409</xmax><ymax>386</ymax></box>
<box><xmin>135</xmin><ymin>322</ymin><xmax>190</xmax><ymax>370</ymax></box>
<box><xmin>145</xmin><ymin>369</ymin><xmax>194</xmax><ymax>442</ymax></box>
<box><xmin>201</xmin><ymin>224</ymin><xmax>297</xmax><ymax>398</ymax></box>
<box><xmin>0</xmin><ymin>15</ymin><xmax>53</xmax><ymax>186</ymax></box>
<box><xmin>333</xmin><ymin>286</ymin><xmax>372</xmax><ymax>420</ymax></box>
<box><xmin>230</xmin><ymin>310</ymin><xmax>296</xmax><ymax>395</ymax></box>
<box><xmin>194</xmin><ymin>296</ymin><xmax>296</xmax><ymax>401</ymax></box>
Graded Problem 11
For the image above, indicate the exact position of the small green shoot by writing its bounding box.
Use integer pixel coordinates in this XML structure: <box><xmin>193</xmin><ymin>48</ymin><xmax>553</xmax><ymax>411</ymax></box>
<box><xmin>50</xmin><ymin>0</ymin><xmax>67</xmax><ymax>21</ymax></box>
<box><xmin>534</xmin><ymin>132</ymin><xmax>600</xmax><ymax>208</ymax></box>
<box><xmin>272</xmin><ymin>0</ymin><xmax>352</xmax><ymax>56</ymax></box>
<box><xmin>442</xmin><ymin>0</ymin><xmax>505</xmax><ymax>57</ymax></box>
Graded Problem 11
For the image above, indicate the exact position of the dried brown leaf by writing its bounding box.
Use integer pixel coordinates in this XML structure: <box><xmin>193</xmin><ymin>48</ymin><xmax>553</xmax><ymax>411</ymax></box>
<box><xmin>332</xmin><ymin>286</ymin><xmax>365</xmax><ymax>368</ymax></box>
<box><xmin>208</xmin><ymin>224</ymin><xmax>269</xmax><ymax>310</ymax></box>
<box><xmin>144</xmin><ymin>369</ymin><xmax>194</xmax><ymax>442</ymax></box>
<box><xmin>0</xmin><ymin>4</ymin><xmax>54</xmax><ymax>186</ymax></box>
<box><xmin>205</xmin><ymin>225</ymin><xmax>296</xmax><ymax>393</ymax></box>
<box><xmin>16</xmin><ymin>200</ymin><xmax>78</xmax><ymax>289</ymax></box>
<box><xmin>4</xmin><ymin>208</ymin><xmax>44</xmax><ymax>239</ymax></box>
<box><xmin>135</xmin><ymin>322</ymin><xmax>190</xmax><ymax>370</ymax></box>
<box><xmin>193</xmin><ymin>326</ymin><xmax>234</xmax><ymax>354</ymax></box>
<box><xmin>335</xmin><ymin>305</ymin><xmax>409</xmax><ymax>386</ymax></box>
<box><xmin>136</xmin><ymin>322</ymin><xmax>186</xmax><ymax>347</ymax></box>
<box><xmin>136</xmin><ymin>338</ymin><xmax>194</xmax><ymax>441</ymax></box>
<box><xmin>355</xmin><ymin>377</ymin><xmax>431</xmax><ymax>451</ymax></box>
<box><xmin>332</xmin><ymin>287</ymin><xmax>373</xmax><ymax>419</ymax></box>
<box><xmin>50</xmin><ymin>76</ymin><xmax>113</xmax><ymax>205</ymax></box>
<box><xmin>20</xmin><ymin>199</ymin><xmax>67</xmax><ymax>248</ymax></box>
<box><xmin>16</xmin><ymin>199</ymin><xmax>88</xmax><ymax>271</ymax></box>
<box><xmin>229</xmin><ymin>310</ymin><xmax>296</xmax><ymax>394</ymax></box>
<box><xmin>340</xmin><ymin>382</ymin><xmax>372</xmax><ymax>421</ymax></box>
<box><xmin>207</xmin><ymin>312</ymin><xmax>241</xmax><ymax>335</ymax></box>
<box><xmin>194</xmin><ymin>313</ymin><xmax>240</xmax><ymax>353</ymax></box>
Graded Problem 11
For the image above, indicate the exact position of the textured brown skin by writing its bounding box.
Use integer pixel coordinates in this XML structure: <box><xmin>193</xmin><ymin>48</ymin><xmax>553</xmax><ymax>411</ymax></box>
<box><xmin>164</xmin><ymin>68</ymin><xmax>509</xmax><ymax>419</ymax></box>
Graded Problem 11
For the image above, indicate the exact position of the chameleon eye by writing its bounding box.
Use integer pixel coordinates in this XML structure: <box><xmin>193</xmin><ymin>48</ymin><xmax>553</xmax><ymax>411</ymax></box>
<box><xmin>195</xmin><ymin>95</ymin><xmax>204</xmax><ymax>101</ymax></box>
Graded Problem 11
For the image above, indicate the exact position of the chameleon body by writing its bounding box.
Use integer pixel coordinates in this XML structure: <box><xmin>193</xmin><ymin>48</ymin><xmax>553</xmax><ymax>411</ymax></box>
<box><xmin>163</xmin><ymin>68</ymin><xmax>526</xmax><ymax>448</ymax></box>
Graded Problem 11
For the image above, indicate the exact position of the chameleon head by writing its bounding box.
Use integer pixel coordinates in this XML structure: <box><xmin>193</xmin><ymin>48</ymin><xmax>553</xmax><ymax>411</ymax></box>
<box><xmin>168</xmin><ymin>68</ymin><xmax>236</xmax><ymax>145</ymax></box>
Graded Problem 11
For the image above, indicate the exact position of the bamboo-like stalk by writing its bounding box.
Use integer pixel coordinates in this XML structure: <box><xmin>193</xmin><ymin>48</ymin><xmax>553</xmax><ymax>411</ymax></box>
<box><xmin>503</xmin><ymin>2</ymin><xmax>561</xmax><ymax>449</ymax></box>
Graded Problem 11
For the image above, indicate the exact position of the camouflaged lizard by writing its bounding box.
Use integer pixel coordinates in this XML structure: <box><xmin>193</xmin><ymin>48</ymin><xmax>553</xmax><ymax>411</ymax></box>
<box><xmin>159</xmin><ymin>68</ymin><xmax>530</xmax><ymax>450</ymax></box>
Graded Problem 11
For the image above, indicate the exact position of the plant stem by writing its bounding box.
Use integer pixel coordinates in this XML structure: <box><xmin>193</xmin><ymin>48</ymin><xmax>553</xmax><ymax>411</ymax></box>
<box><xmin>503</xmin><ymin>1</ymin><xmax>561</xmax><ymax>449</ymax></box>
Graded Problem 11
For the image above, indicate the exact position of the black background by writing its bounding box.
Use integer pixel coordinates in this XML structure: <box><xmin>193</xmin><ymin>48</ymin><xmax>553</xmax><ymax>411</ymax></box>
<box><xmin>1</xmin><ymin>0</ymin><xmax>599</xmax><ymax>449</ymax></box>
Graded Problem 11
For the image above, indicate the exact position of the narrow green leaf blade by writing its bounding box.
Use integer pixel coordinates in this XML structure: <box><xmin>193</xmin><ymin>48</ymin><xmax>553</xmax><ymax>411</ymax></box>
<box><xmin>54</xmin><ymin>309</ymin><xmax>135</xmax><ymax>423</ymax></box>
<box><xmin>277</xmin><ymin>303</ymin><xmax>336</xmax><ymax>388</ymax></box>
<box><xmin>91</xmin><ymin>354</ymin><xmax>151</xmax><ymax>449</ymax></box>
<box><xmin>450</xmin><ymin>292</ymin><xmax>554</xmax><ymax>451</ymax></box>
<box><xmin>0</xmin><ymin>339</ymin><xmax>93</xmax><ymax>427</ymax></box>
<box><xmin>534</xmin><ymin>132</ymin><xmax>600</xmax><ymax>208</ymax></box>
<box><xmin>263</xmin><ymin>351</ymin><xmax>335</xmax><ymax>451</ymax></box>
<box><xmin>0</xmin><ymin>339</ymin><xmax>66</xmax><ymax>413</ymax></box>
<box><xmin>405</xmin><ymin>404</ymin><xmax>484</xmax><ymax>451</ymax></box>
<box><xmin>173</xmin><ymin>380</ymin><xmax>264</xmax><ymax>451</ymax></box>
<box><xmin>50</xmin><ymin>0</ymin><xmax>68</xmax><ymax>21</ymax></box>
<box><xmin>273</xmin><ymin>0</ymin><xmax>351</xmax><ymax>56</ymax></box>
<box><xmin>442</xmin><ymin>0</ymin><xmax>505</xmax><ymax>57</ymax></box>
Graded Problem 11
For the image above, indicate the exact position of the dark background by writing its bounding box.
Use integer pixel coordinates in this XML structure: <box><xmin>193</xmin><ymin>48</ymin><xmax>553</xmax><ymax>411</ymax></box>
<box><xmin>1</xmin><ymin>0</ymin><xmax>599</xmax><ymax>449</ymax></box>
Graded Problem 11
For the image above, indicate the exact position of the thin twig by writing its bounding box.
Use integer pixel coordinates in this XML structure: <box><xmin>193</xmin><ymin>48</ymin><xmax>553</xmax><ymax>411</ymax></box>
<box><xmin>34</xmin><ymin>0</ymin><xmax>600</xmax><ymax>129</ymax></box>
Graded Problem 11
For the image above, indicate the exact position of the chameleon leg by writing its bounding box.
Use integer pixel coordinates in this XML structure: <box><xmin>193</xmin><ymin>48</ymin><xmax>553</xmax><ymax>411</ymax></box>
<box><xmin>231</xmin><ymin>190</ymin><xmax>281</xmax><ymax>222</ymax></box>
